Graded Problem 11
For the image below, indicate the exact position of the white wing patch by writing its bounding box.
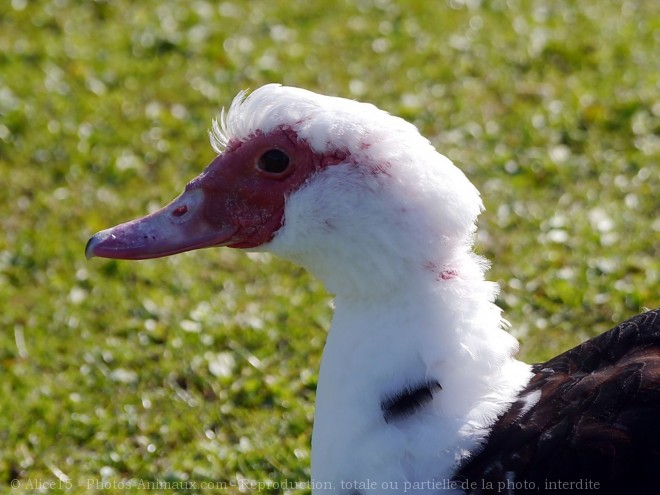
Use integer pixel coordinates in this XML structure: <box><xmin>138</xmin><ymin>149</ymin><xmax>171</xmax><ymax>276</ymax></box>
<box><xmin>517</xmin><ymin>389</ymin><xmax>542</xmax><ymax>418</ymax></box>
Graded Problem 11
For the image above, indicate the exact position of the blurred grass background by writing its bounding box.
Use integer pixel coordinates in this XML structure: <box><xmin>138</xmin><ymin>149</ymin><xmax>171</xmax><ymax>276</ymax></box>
<box><xmin>1</xmin><ymin>0</ymin><xmax>658</xmax><ymax>492</ymax></box>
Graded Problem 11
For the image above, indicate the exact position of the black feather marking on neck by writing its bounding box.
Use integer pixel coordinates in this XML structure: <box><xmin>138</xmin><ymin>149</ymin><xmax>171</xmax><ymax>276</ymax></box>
<box><xmin>381</xmin><ymin>379</ymin><xmax>442</xmax><ymax>424</ymax></box>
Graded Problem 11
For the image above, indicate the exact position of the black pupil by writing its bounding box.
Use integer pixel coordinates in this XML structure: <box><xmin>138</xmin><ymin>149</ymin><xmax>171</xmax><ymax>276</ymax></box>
<box><xmin>258</xmin><ymin>149</ymin><xmax>290</xmax><ymax>174</ymax></box>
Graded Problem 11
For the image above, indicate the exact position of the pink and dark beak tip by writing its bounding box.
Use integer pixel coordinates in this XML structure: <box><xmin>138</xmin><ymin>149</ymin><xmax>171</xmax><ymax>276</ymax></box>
<box><xmin>85</xmin><ymin>227</ymin><xmax>155</xmax><ymax>260</ymax></box>
<box><xmin>85</xmin><ymin>231</ymin><xmax>106</xmax><ymax>260</ymax></box>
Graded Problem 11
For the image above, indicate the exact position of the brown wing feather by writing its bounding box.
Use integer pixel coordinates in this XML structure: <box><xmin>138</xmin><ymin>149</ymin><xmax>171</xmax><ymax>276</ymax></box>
<box><xmin>455</xmin><ymin>309</ymin><xmax>660</xmax><ymax>495</ymax></box>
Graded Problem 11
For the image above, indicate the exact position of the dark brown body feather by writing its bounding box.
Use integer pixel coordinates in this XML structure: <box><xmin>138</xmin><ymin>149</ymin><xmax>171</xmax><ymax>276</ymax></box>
<box><xmin>455</xmin><ymin>309</ymin><xmax>660</xmax><ymax>494</ymax></box>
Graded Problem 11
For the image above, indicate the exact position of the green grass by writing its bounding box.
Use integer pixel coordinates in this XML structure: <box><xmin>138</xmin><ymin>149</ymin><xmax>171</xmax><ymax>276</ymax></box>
<box><xmin>1</xmin><ymin>0</ymin><xmax>658</xmax><ymax>492</ymax></box>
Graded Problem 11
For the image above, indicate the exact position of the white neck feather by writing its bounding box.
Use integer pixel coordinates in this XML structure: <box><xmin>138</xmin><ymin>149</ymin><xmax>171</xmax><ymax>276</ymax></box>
<box><xmin>263</xmin><ymin>162</ymin><xmax>533</xmax><ymax>492</ymax></box>
<box><xmin>305</xmin><ymin>250</ymin><xmax>531</xmax><ymax>492</ymax></box>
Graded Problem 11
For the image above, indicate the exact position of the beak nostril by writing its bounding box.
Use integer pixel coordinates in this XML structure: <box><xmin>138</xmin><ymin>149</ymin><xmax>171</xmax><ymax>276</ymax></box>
<box><xmin>173</xmin><ymin>205</ymin><xmax>188</xmax><ymax>217</ymax></box>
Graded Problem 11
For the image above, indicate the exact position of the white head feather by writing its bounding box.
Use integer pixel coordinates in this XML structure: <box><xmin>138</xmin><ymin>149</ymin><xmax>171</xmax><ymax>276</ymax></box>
<box><xmin>211</xmin><ymin>84</ymin><xmax>485</xmax><ymax>298</ymax></box>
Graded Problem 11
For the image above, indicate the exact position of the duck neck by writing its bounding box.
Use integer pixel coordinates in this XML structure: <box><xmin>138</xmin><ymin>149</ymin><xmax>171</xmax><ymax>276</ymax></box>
<box><xmin>310</xmin><ymin>275</ymin><xmax>532</xmax><ymax>492</ymax></box>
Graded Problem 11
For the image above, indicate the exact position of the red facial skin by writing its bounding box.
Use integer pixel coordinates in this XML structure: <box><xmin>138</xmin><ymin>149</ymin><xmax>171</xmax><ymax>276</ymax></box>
<box><xmin>86</xmin><ymin>128</ymin><xmax>346</xmax><ymax>260</ymax></box>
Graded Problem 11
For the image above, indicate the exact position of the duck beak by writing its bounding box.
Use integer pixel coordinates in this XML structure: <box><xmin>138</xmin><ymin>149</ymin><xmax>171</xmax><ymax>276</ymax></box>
<box><xmin>85</xmin><ymin>186</ymin><xmax>238</xmax><ymax>260</ymax></box>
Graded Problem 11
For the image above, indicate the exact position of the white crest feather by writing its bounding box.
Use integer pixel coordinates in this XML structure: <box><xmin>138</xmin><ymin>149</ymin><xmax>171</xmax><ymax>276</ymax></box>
<box><xmin>209</xmin><ymin>89</ymin><xmax>249</xmax><ymax>153</ymax></box>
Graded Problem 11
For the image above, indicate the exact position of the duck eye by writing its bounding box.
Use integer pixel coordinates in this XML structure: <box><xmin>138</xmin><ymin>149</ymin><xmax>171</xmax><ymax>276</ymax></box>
<box><xmin>257</xmin><ymin>149</ymin><xmax>290</xmax><ymax>174</ymax></box>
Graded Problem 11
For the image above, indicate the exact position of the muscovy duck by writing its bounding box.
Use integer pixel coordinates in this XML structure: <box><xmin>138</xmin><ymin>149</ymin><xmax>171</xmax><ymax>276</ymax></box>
<box><xmin>87</xmin><ymin>84</ymin><xmax>660</xmax><ymax>494</ymax></box>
